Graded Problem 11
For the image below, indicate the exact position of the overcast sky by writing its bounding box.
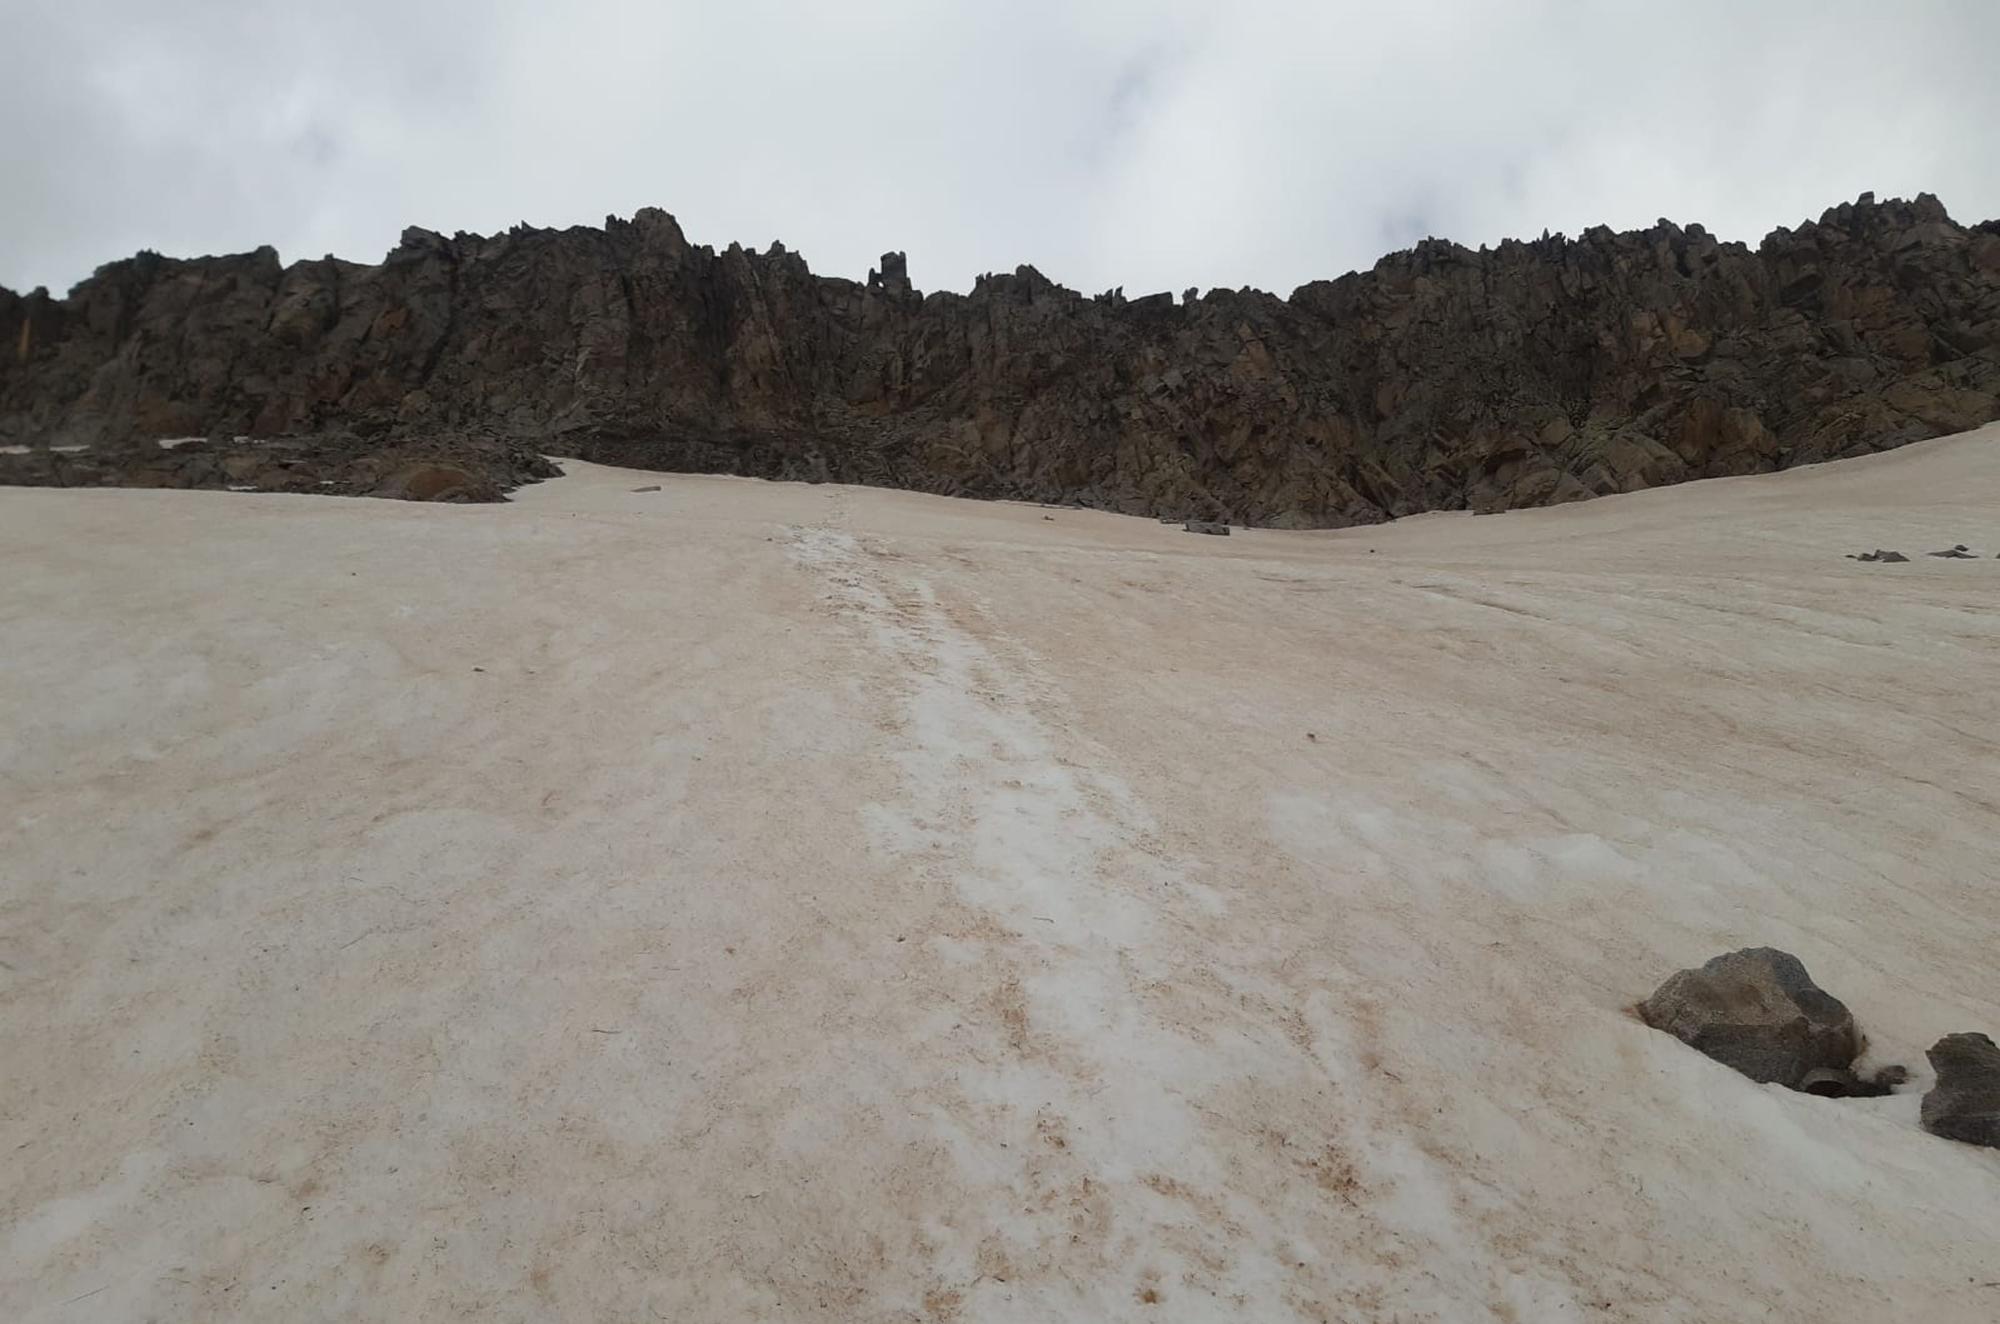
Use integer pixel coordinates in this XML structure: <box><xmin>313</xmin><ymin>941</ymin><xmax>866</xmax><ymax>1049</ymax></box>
<box><xmin>6</xmin><ymin>0</ymin><xmax>1998</xmax><ymax>300</ymax></box>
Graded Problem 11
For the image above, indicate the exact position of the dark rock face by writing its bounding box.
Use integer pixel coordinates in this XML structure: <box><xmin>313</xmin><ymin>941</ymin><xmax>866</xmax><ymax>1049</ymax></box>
<box><xmin>4</xmin><ymin>193</ymin><xmax>1998</xmax><ymax>524</ymax></box>
<box><xmin>1639</xmin><ymin>948</ymin><xmax>1860</xmax><ymax>1089</ymax></box>
<box><xmin>1920</xmin><ymin>1032</ymin><xmax>2000</xmax><ymax>1147</ymax></box>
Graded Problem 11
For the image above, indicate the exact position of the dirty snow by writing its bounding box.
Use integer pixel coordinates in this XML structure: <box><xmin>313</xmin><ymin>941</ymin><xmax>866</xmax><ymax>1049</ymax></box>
<box><xmin>3</xmin><ymin>425</ymin><xmax>1999</xmax><ymax>1321</ymax></box>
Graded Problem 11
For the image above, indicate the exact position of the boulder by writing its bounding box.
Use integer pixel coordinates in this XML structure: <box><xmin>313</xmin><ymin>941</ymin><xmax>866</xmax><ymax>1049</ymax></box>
<box><xmin>1920</xmin><ymin>1032</ymin><xmax>2000</xmax><ymax>1147</ymax></box>
<box><xmin>1639</xmin><ymin>948</ymin><xmax>1859</xmax><ymax>1088</ymax></box>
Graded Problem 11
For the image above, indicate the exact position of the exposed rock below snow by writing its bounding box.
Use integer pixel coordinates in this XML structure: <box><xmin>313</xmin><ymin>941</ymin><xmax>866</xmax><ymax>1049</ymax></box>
<box><xmin>1640</xmin><ymin>948</ymin><xmax>1860</xmax><ymax>1089</ymax></box>
<box><xmin>1920</xmin><ymin>1032</ymin><xmax>2000</xmax><ymax>1147</ymax></box>
<box><xmin>0</xmin><ymin>432</ymin><xmax>557</xmax><ymax>501</ymax></box>
<box><xmin>4</xmin><ymin>193</ymin><xmax>1998</xmax><ymax>525</ymax></box>
<box><xmin>1798</xmin><ymin>1064</ymin><xmax>1907</xmax><ymax>1098</ymax></box>
<box><xmin>1927</xmin><ymin>544</ymin><xmax>1978</xmax><ymax>558</ymax></box>
<box><xmin>1183</xmin><ymin>520</ymin><xmax>1231</xmax><ymax>536</ymax></box>
<box><xmin>1849</xmin><ymin>549</ymin><xmax>1911</xmax><ymax>562</ymax></box>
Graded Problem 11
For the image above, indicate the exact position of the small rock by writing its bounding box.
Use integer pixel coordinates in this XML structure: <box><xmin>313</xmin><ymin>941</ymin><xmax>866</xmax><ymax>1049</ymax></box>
<box><xmin>1043</xmin><ymin>514</ymin><xmax>1054</xmax><ymax>521</ymax></box>
<box><xmin>1920</xmin><ymin>1032</ymin><xmax>2000</xmax><ymax>1147</ymax></box>
<box><xmin>1869</xmin><ymin>1063</ymin><xmax>1911</xmax><ymax>1090</ymax></box>
<box><xmin>1928</xmin><ymin>545</ymin><xmax>1976</xmax><ymax>558</ymax></box>
<box><xmin>1184</xmin><ymin>520</ymin><xmax>1230</xmax><ymax>536</ymax></box>
<box><xmin>1849</xmin><ymin>549</ymin><xmax>1909</xmax><ymax>562</ymax></box>
<box><xmin>1639</xmin><ymin>947</ymin><xmax>1859</xmax><ymax>1089</ymax></box>
<box><xmin>631</xmin><ymin>484</ymin><xmax>662</xmax><ymax>493</ymax></box>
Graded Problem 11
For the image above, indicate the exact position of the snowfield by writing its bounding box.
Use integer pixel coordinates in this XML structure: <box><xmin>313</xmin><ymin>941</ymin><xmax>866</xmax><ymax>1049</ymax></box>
<box><xmin>4</xmin><ymin>425</ymin><xmax>1999</xmax><ymax>1322</ymax></box>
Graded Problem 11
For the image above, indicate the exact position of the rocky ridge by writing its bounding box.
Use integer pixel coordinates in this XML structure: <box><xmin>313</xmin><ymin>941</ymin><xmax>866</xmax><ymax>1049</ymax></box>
<box><xmin>3</xmin><ymin>193</ymin><xmax>1997</xmax><ymax>520</ymax></box>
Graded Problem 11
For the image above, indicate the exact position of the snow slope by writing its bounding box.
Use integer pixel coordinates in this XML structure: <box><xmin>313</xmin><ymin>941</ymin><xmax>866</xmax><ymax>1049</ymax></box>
<box><xmin>3</xmin><ymin>425</ymin><xmax>1999</xmax><ymax>1322</ymax></box>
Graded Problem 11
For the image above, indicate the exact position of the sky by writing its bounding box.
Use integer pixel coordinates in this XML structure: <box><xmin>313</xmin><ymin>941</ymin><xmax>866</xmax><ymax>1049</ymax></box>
<box><xmin>5</xmin><ymin>0</ymin><xmax>1999</xmax><ymax>300</ymax></box>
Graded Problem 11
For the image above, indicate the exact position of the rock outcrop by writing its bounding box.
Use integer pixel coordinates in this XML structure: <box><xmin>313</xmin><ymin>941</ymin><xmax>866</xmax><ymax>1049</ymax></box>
<box><xmin>1639</xmin><ymin>948</ymin><xmax>1860</xmax><ymax>1089</ymax></box>
<box><xmin>0</xmin><ymin>432</ymin><xmax>557</xmax><ymax>501</ymax></box>
<box><xmin>1920</xmin><ymin>1032</ymin><xmax>2000</xmax><ymax>1147</ymax></box>
<box><xmin>4</xmin><ymin>193</ymin><xmax>1997</xmax><ymax>523</ymax></box>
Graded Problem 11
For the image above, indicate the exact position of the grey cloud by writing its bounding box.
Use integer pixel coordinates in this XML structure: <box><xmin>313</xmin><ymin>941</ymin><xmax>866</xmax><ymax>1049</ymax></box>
<box><xmin>4</xmin><ymin>0</ymin><xmax>1997</xmax><ymax>299</ymax></box>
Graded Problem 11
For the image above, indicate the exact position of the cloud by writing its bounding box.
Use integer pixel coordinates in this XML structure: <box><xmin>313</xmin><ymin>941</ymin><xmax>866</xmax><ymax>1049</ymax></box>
<box><xmin>4</xmin><ymin>0</ymin><xmax>1997</xmax><ymax>299</ymax></box>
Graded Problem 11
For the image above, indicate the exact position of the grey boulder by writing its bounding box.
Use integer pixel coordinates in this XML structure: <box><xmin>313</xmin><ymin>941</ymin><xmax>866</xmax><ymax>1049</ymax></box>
<box><xmin>1640</xmin><ymin>947</ymin><xmax>1859</xmax><ymax>1089</ymax></box>
<box><xmin>1920</xmin><ymin>1032</ymin><xmax>2000</xmax><ymax>1147</ymax></box>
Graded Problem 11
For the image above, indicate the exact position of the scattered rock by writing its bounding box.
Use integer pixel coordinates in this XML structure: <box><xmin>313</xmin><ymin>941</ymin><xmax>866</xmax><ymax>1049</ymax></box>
<box><xmin>1920</xmin><ymin>1032</ymin><xmax>2000</xmax><ymax>1147</ymax></box>
<box><xmin>1184</xmin><ymin>520</ymin><xmax>1230</xmax><ymax>536</ymax></box>
<box><xmin>1849</xmin><ymin>549</ymin><xmax>1910</xmax><ymax>562</ymax></box>
<box><xmin>1639</xmin><ymin>948</ymin><xmax>1859</xmax><ymax>1089</ymax></box>
<box><xmin>1927</xmin><ymin>544</ymin><xmax>1977</xmax><ymax>558</ymax></box>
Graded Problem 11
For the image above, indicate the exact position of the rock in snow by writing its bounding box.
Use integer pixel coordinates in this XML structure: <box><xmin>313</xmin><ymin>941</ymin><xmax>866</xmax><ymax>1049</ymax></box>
<box><xmin>1640</xmin><ymin>948</ymin><xmax>1859</xmax><ymax>1089</ymax></box>
<box><xmin>1920</xmin><ymin>1032</ymin><xmax>2000</xmax><ymax>1147</ymax></box>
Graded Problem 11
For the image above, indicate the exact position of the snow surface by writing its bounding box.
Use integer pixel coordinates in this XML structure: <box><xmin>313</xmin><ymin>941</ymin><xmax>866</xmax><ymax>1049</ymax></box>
<box><xmin>3</xmin><ymin>425</ymin><xmax>1999</xmax><ymax>1321</ymax></box>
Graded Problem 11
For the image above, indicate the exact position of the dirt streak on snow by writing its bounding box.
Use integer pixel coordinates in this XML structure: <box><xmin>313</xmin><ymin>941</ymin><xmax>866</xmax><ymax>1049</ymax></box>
<box><xmin>3</xmin><ymin>425</ymin><xmax>1999</xmax><ymax>1321</ymax></box>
